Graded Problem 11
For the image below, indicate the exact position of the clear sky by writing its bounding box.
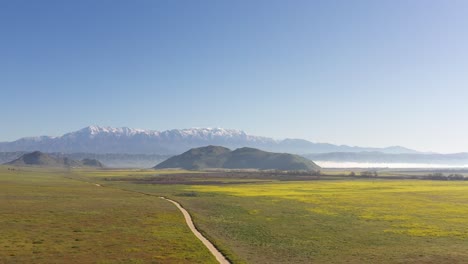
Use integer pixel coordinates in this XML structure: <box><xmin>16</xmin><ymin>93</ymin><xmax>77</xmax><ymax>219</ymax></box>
<box><xmin>1</xmin><ymin>0</ymin><xmax>468</xmax><ymax>153</ymax></box>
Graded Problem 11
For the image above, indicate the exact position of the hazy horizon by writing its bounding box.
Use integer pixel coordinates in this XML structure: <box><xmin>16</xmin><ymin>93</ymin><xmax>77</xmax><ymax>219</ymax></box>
<box><xmin>2</xmin><ymin>1</ymin><xmax>468</xmax><ymax>153</ymax></box>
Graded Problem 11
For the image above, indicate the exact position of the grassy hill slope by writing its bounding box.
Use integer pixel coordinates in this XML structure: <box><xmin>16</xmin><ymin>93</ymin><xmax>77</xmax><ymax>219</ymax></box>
<box><xmin>5</xmin><ymin>151</ymin><xmax>103</xmax><ymax>168</ymax></box>
<box><xmin>155</xmin><ymin>146</ymin><xmax>320</xmax><ymax>171</ymax></box>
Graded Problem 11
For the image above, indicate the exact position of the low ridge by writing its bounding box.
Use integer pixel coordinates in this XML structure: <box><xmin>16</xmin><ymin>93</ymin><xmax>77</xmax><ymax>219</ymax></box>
<box><xmin>81</xmin><ymin>158</ymin><xmax>104</xmax><ymax>168</ymax></box>
<box><xmin>154</xmin><ymin>146</ymin><xmax>320</xmax><ymax>171</ymax></box>
<box><xmin>4</xmin><ymin>151</ymin><xmax>104</xmax><ymax>168</ymax></box>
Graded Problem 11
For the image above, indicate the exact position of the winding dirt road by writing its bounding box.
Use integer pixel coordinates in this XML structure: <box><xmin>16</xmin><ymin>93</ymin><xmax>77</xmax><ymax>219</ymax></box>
<box><xmin>160</xmin><ymin>197</ymin><xmax>230</xmax><ymax>264</ymax></box>
<box><xmin>85</xmin><ymin>180</ymin><xmax>228</xmax><ymax>263</ymax></box>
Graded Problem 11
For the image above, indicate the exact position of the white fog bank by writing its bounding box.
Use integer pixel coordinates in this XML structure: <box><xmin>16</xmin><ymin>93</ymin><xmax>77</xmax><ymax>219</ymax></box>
<box><xmin>315</xmin><ymin>161</ymin><xmax>468</xmax><ymax>169</ymax></box>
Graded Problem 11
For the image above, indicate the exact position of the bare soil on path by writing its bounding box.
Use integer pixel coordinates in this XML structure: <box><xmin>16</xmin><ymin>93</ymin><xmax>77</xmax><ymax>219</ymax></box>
<box><xmin>160</xmin><ymin>197</ymin><xmax>231</xmax><ymax>264</ymax></box>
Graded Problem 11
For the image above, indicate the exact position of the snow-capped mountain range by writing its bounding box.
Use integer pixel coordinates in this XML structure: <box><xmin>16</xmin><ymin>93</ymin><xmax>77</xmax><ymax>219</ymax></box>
<box><xmin>0</xmin><ymin>126</ymin><xmax>419</xmax><ymax>155</ymax></box>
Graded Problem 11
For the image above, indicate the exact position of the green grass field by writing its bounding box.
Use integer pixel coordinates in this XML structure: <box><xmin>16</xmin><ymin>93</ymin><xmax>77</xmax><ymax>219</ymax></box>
<box><xmin>86</xmin><ymin>170</ymin><xmax>468</xmax><ymax>264</ymax></box>
<box><xmin>182</xmin><ymin>181</ymin><xmax>468</xmax><ymax>263</ymax></box>
<box><xmin>2</xmin><ymin>167</ymin><xmax>468</xmax><ymax>263</ymax></box>
<box><xmin>0</xmin><ymin>167</ymin><xmax>217</xmax><ymax>264</ymax></box>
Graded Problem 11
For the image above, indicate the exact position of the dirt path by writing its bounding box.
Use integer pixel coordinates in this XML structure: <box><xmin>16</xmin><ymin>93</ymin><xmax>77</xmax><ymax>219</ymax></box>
<box><xmin>160</xmin><ymin>197</ymin><xmax>230</xmax><ymax>264</ymax></box>
<box><xmin>73</xmin><ymin>177</ymin><xmax>229</xmax><ymax>263</ymax></box>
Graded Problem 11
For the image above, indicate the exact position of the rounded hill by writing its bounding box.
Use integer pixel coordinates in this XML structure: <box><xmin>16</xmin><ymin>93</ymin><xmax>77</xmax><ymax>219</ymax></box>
<box><xmin>154</xmin><ymin>146</ymin><xmax>320</xmax><ymax>171</ymax></box>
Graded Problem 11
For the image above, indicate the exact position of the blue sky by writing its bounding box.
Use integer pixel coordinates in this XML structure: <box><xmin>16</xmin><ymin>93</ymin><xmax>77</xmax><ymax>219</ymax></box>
<box><xmin>1</xmin><ymin>0</ymin><xmax>468</xmax><ymax>153</ymax></box>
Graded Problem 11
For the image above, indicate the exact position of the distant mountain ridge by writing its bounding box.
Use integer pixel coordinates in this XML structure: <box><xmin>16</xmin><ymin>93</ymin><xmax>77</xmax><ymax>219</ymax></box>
<box><xmin>0</xmin><ymin>126</ymin><xmax>420</xmax><ymax>155</ymax></box>
<box><xmin>155</xmin><ymin>146</ymin><xmax>321</xmax><ymax>171</ymax></box>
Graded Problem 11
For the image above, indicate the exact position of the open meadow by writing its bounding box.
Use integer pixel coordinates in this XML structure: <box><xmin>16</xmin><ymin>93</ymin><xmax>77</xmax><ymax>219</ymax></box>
<box><xmin>0</xmin><ymin>166</ymin><xmax>217</xmax><ymax>264</ymax></box>
<box><xmin>85</xmin><ymin>170</ymin><xmax>468</xmax><ymax>264</ymax></box>
<box><xmin>2</xmin><ymin>167</ymin><xmax>468</xmax><ymax>263</ymax></box>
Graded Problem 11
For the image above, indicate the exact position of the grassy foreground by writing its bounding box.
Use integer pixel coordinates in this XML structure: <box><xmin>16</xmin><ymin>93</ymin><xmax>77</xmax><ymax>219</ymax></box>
<box><xmin>0</xmin><ymin>167</ymin><xmax>217</xmax><ymax>264</ymax></box>
<box><xmin>183</xmin><ymin>181</ymin><xmax>468</xmax><ymax>263</ymax></box>
<box><xmin>86</xmin><ymin>170</ymin><xmax>468</xmax><ymax>264</ymax></box>
<box><xmin>3</xmin><ymin>167</ymin><xmax>468</xmax><ymax>263</ymax></box>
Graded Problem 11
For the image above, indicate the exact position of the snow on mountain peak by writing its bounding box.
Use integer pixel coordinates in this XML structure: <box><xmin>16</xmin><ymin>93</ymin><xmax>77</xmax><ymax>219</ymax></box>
<box><xmin>0</xmin><ymin>125</ymin><xmax>422</xmax><ymax>155</ymax></box>
<box><xmin>76</xmin><ymin>126</ymin><xmax>147</xmax><ymax>136</ymax></box>
<box><xmin>178</xmin><ymin>127</ymin><xmax>246</xmax><ymax>137</ymax></box>
<box><xmin>71</xmin><ymin>126</ymin><xmax>251</xmax><ymax>139</ymax></box>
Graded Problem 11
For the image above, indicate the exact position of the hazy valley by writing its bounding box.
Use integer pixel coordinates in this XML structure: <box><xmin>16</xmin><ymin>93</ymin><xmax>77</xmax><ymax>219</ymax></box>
<box><xmin>1</xmin><ymin>126</ymin><xmax>467</xmax><ymax>169</ymax></box>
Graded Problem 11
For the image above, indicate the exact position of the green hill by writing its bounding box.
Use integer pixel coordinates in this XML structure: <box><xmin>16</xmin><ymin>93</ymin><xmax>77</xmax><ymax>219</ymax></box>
<box><xmin>81</xmin><ymin>158</ymin><xmax>104</xmax><ymax>168</ymax></box>
<box><xmin>4</xmin><ymin>151</ymin><xmax>103</xmax><ymax>168</ymax></box>
<box><xmin>154</xmin><ymin>146</ymin><xmax>230</xmax><ymax>170</ymax></box>
<box><xmin>154</xmin><ymin>146</ymin><xmax>320</xmax><ymax>171</ymax></box>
